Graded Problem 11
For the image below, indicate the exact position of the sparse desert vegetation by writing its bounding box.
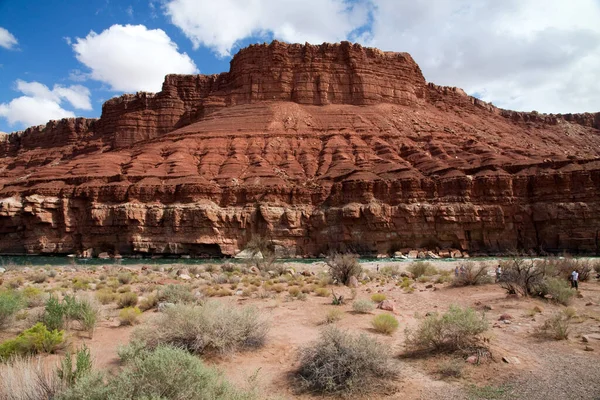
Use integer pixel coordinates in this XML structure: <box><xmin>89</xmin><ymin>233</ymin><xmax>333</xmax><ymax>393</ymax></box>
<box><xmin>0</xmin><ymin>256</ymin><xmax>599</xmax><ymax>399</ymax></box>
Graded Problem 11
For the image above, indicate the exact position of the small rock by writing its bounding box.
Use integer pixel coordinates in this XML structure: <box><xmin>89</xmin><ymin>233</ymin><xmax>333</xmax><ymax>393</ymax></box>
<box><xmin>378</xmin><ymin>300</ymin><xmax>396</xmax><ymax>312</ymax></box>
<box><xmin>577</xmin><ymin>292</ymin><xmax>584</xmax><ymax>298</ymax></box>
<box><xmin>584</xmin><ymin>346</ymin><xmax>594</xmax><ymax>352</ymax></box>
<box><xmin>425</xmin><ymin>284</ymin><xmax>433</xmax><ymax>289</ymax></box>
<box><xmin>483</xmin><ymin>305</ymin><xmax>493</xmax><ymax>311</ymax></box>
<box><xmin>98</xmin><ymin>252</ymin><xmax>110</xmax><ymax>259</ymax></box>
<box><xmin>249</xmin><ymin>266</ymin><xmax>260</xmax><ymax>275</ymax></box>
<box><xmin>301</xmin><ymin>270</ymin><xmax>312</xmax><ymax>277</ymax></box>
<box><xmin>178</xmin><ymin>274</ymin><xmax>191</xmax><ymax>280</ymax></box>
<box><xmin>466</xmin><ymin>355</ymin><xmax>478</xmax><ymax>364</ymax></box>
<box><xmin>585</xmin><ymin>302</ymin><xmax>595</xmax><ymax>306</ymax></box>
<box><xmin>400</xmin><ymin>271</ymin><xmax>413</xmax><ymax>279</ymax></box>
<box><xmin>502</xmin><ymin>356</ymin><xmax>520</xmax><ymax>364</ymax></box>
<box><xmin>503</xmin><ymin>320</ymin><xmax>512</xmax><ymax>324</ymax></box>
<box><xmin>348</xmin><ymin>275</ymin><xmax>359</xmax><ymax>288</ymax></box>
<box><xmin>498</xmin><ymin>314</ymin><xmax>513</xmax><ymax>321</ymax></box>
<box><xmin>407</xmin><ymin>250</ymin><xmax>419</xmax><ymax>259</ymax></box>
<box><xmin>0</xmin><ymin>267</ymin><xmax>5</xmax><ymax>274</ymax></box>
<box><xmin>235</xmin><ymin>290</ymin><xmax>243</xmax><ymax>296</ymax></box>
<box><xmin>533</xmin><ymin>305</ymin><xmax>544</xmax><ymax>313</ymax></box>
<box><xmin>582</xmin><ymin>335</ymin><xmax>590</xmax><ymax>343</ymax></box>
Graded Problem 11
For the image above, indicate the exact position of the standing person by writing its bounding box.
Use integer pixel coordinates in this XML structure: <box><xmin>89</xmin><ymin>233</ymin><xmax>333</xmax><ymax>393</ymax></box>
<box><xmin>571</xmin><ymin>270</ymin><xmax>579</xmax><ymax>290</ymax></box>
<box><xmin>454</xmin><ymin>266</ymin><xmax>459</xmax><ymax>277</ymax></box>
<box><xmin>495</xmin><ymin>265</ymin><xmax>502</xmax><ymax>282</ymax></box>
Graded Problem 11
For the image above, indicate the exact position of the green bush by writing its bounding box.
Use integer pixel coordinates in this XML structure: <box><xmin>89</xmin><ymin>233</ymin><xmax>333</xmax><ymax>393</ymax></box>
<box><xmin>371</xmin><ymin>293</ymin><xmax>386</xmax><ymax>303</ymax></box>
<box><xmin>57</xmin><ymin>346</ymin><xmax>256</xmax><ymax>400</ymax></box>
<box><xmin>326</xmin><ymin>253</ymin><xmax>362</xmax><ymax>286</ymax></box>
<box><xmin>0</xmin><ymin>290</ymin><xmax>24</xmax><ymax>329</ymax></box>
<box><xmin>57</xmin><ymin>345</ymin><xmax>93</xmax><ymax>387</ymax></box>
<box><xmin>371</xmin><ymin>313</ymin><xmax>399</xmax><ymax>335</ymax></box>
<box><xmin>22</xmin><ymin>286</ymin><xmax>46</xmax><ymax>307</ymax></box>
<box><xmin>117</xmin><ymin>292</ymin><xmax>138</xmax><ymax>308</ymax></box>
<box><xmin>119</xmin><ymin>307</ymin><xmax>142</xmax><ymax>326</ymax></box>
<box><xmin>352</xmin><ymin>299</ymin><xmax>374</xmax><ymax>314</ymax></box>
<box><xmin>132</xmin><ymin>302</ymin><xmax>268</xmax><ymax>356</ymax></box>
<box><xmin>157</xmin><ymin>284</ymin><xmax>196</xmax><ymax>304</ymax></box>
<box><xmin>405</xmin><ymin>305</ymin><xmax>489</xmax><ymax>353</ymax></box>
<box><xmin>539</xmin><ymin>277</ymin><xmax>575</xmax><ymax>306</ymax></box>
<box><xmin>296</xmin><ymin>326</ymin><xmax>398</xmax><ymax>395</ymax></box>
<box><xmin>407</xmin><ymin>262</ymin><xmax>437</xmax><ymax>278</ymax></box>
<box><xmin>42</xmin><ymin>295</ymin><xmax>100</xmax><ymax>335</ymax></box>
<box><xmin>0</xmin><ymin>323</ymin><xmax>64</xmax><ymax>359</ymax></box>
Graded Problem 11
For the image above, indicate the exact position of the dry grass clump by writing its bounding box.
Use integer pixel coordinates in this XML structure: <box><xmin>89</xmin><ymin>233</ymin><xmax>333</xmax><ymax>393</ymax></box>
<box><xmin>95</xmin><ymin>289</ymin><xmax>117</xmax><ymax>305</ymax></box>
<box><xmin>324</xmin><ymin>309</ymin><xmax>344</xmax><ymax>324</ymax></box>
<box><xmin>132</xmin><ymin>301</ymin><xmax>269</xmax><ymax>356</ymax></box>
<box><xmin>117</xmin><ymin>292</ymin><xmax>138</xmax><ymax>308</ymax></box>
<box><xmin>119</xmin><ymin>307</ymin><xmax>142</xmax><ymax>326</ymax></box>
<box><xmin>371</xmin><ymin>313</ymin><xmax>399</xmax><ymax>334</ymax></box>
<box><xmin>405</xmin><ymin>305</ymin><xmax>489</xmax><ymax>353</ymax></box>
<box><xmin>0</xmin><ymin>356</ymin><xmax>61</xmax><ymax>399</ymax></box>
<box><xmin>437</xmin><ymin>359</ymin><xmax>464</xmax><ymax>379</ymax></box>
<box><xmin>407</xmin><ymin>262</ymin><xmax>437</xmax><ymax>278</ymax></box>
<box><xmin>117</xmin><ymin>272</ymin><xmax>133</xmax><ymax>285</ymax></box>
<box><xmin>535</xmin><ymin>309</ymin><xmax>574</xmax><ymax>340</ymax></box>
<box><xmin>30</xmin><ymin>271</ymin><xmax>48</xmax><ymax>284</ymax></box>
<box><xmin>538</xmin><ymin>277</ymin><xmax>576</xmax><ymax>306</ymax></box>
<box><xmin>326</xmin><ymin>253</ymin><xmax>362</xmax><ymax>286</ymax></box>
<box><xmin>296</xmin><ymin>326</ymin><xmax>398</xmax><ymax>396</ymax></box>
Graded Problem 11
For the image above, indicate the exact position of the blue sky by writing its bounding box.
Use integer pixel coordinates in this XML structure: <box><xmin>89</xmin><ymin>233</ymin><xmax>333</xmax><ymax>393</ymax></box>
<box><xmin>1</xmin><ymin>0</ymin><xmax>599</xmax><ymax>133</ymax></box>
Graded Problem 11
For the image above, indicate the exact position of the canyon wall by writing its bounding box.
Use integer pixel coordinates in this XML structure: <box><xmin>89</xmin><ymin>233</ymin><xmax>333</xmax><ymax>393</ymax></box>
<box><xmin>0</xmin><ymin>41</ymin><xmax>599</xmax><ymax>257</ymax></box>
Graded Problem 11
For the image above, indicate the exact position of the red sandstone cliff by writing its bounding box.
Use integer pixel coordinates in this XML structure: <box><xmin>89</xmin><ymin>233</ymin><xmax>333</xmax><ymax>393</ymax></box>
<box><xmin>0</xmin><ymin>41</ymin><xmax>599</xmax><ymax>257</ymax></box>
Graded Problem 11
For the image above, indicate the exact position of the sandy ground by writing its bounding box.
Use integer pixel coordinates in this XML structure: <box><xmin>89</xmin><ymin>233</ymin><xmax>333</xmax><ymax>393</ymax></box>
<box><xmin>1</xmin><ymin>258</ymin><xmax>600</xmax><ymax>399</ymax></box>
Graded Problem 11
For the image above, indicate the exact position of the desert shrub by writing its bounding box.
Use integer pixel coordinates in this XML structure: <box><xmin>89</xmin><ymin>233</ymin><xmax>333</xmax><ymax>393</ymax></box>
<box><xmin>57</xmin><ymin>345</ymin><xmax>93</xmax><ymax>387</ymax></box>
<box><xmin>119</xmin><ymin>307</ymin><xmax>142</xmax><ymax>326</ymax></box>
<box><xmin>157</xmin><ymin>284</ymin><xmax>196</xmax><ymax>304</ymax></box>
<box><xmin>7</xmin><ymin>277</ymin><xmax>24</xmax><ymax>289</ymax></box>
<box><xmin>0</xmin><ymin>323</ymin><xmax>64</xmax><ymax>359</ymax></box>
<box><xmin>405</xmin><ymin>305</ymin><xmax>489</xmax><ymax>353</ymax></box>
<box><xmin>314</xmin><ymin>287</ymin><xmax>329</xmax><ymax>297</ymax></box>
<box><xmin>330</xmin><ymin>290</ymin><xmax>345</xmax><ymax>305</ymax></box>
<box><xmin>117</xmin><ymin>285</ymin><xmax>131</xmax><ymax>293</ymax></box>
<box><xmin>326</xmin><ymin>253</ymin><xmax>362</xmax><ymax>286</ymax></box>
<box><xmin>117</xmin><ymin>292</ymin><xmax>138</xmax><ymax>308</ymax></box>
<box><xmin>452</xmin><ymin>263</ymin><xmax>492</xmax><ymax>286</ymax></box>
<box><xmin>352</xmin><ymin>299</ymin><xmax>374</xmax><ymax>314</ymax></box>
<box><xmin>72</xmin><ymin>279</ymin><xmax>89</xmax><ymax>291</ymax></box>
<box><xmin>138</xmin><ymin>294</ymin><xmax>158</xmax><ymax>311</ymax></box>
<box><xmin>535</xmin><ymin>309</ymin><xmax>573</xmax><ymax>340</ymax></box>
<box><xmin>22</xmin><ymin>286</ymin><xmax>46</xmax><ymax>307</ymax></box>
<box><xmin>550</xmin><ymin>256</ymin><xmax>593</xmax><ymax>282</ymax></box>
<box><xmin>538</xmin><ymin>277</ymin><xmax>576</xmax><ymax>306</ymax></box>
<box><xmin>324</xmin><ymin>309</ymin><xmax>344</xmax><ymax>324</ymax></box>
<box><xmin>42</xmin><ymin>295</ymin><xmax>100</xmax><ymax>335</ymax></box>
<box><xmin>117</xmin><ymin>272</ymin><xmax>133</xmax><ymax>285</ymax></box>
<box><xmin>43</xmin><ymin>296</ymin><xmax>66</xmax><ymax>331</ymax></box>
<box><xmin>57</xmin><ymin>345</ymin><xmax>256</xmax><ymax>400</ymax></box>
<box><xmin>95</xmin><ymin>289</ymin><xmax>117</xmax><ymax>305</ymax></box>
<box><xmin>132</xmin><ymin>301</ymin><xmax>268</xmax><ymax>355</ymax></box>
<box><xmin>371</xmin><ymin>293</ymin><xmax>386</xmax><ymax>303</ymax></box>
<box><xmin>371</xmin><ymin>313</ymin><xmax>399</xmax><ymax>334</ymax></box>
<box><xmin>0</xmin><ymin>356</ymin><xmax>61</xmax><ymax>399</ymax></box>
<box><xmin>296</xmin><ymin>326</ymin><xmax>398</xmax><ymax>395</ymax></box>
<box><xmin>0</xmin><ymin>290</ymin><xmax>24</xmax><ymax>329</ymax></box>
<box><xmin>30</xmin><ymin>272</ymin><xmax>47</xmax><ymax>284</ymax></box>
<box><xmin>499</xmin><ymin>257</ymin><xmax>547</xmax><ymax>296</ymax></box>
<box><xmin>407</xmin><ymin>262</ymin><xmax>437</xmax><ymax>278</ymax></box>
<box><xmin>437</xmin><ymin>359</ymin><xmax>464</xmax><ymax>378</ymax></box>
<box><xmin>380</xmin><ymin>265</ymin><xmax>400</xmax><ymax>277</ymax></box>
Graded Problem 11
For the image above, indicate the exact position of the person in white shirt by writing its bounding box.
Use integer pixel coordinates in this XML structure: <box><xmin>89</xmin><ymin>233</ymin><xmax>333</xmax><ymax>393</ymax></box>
<box><xmin>570</xmin><ymin>270</ymin><xmax>579</xmax><ymax>290</ymax></box>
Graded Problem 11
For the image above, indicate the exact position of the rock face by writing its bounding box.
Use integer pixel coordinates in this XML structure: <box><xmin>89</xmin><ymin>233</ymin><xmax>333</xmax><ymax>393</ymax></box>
<box><xmin>0</xmin><ymin>41</ymin><xmax>599</xmax><ymax>257</ymax></box>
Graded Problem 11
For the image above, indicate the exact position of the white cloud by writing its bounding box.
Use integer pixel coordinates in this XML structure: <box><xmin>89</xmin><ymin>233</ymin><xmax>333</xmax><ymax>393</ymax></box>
<box><xmin>163</xmin><ymin>0</ymin><xmax>369</xmax><ymax>57</ymax></box>
<box><xmin>362</xmin><ymin>0</ymin><xmax>600</xmax><ymax>113</ymax></box>
<box><xmin>0</xmin><ymin>27</ymin><xmax>18</xmax><ymax>50</ymax></box>
<box><xmin>72</xmin><ymin>24</ymin><xmax>198</xmax><ymax>92</ymax></box>
<box><xmin>0</xmin><ymin>80</ymin><xmax>92</xmax><ymax>128</ymax></box>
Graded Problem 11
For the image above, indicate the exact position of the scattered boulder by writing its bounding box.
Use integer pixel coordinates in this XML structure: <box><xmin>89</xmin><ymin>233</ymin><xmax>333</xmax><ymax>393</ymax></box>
<box><xmin>584</xmin><ymin>346</ymin><xmax>594</xmax><ymax>352</ymax></box>
<box><xmin>483</xmin><ymin>305</ymin><xmax>493</xmax><ymax>311</ymax></box>
<box><xmin>417</xmin><ymin>251</ymin><xmax>426</xmax><ymax>259</ymax></box>
<box><xmin>533</xmin><ymin>305</ymin><xmax>544</xmax><ymax>313</ymax></box>
<box><xmin>466</xmin><ymin>355</ymin><xmax>478</xmax><ymax>364</ymax></box>
<box><xmin>377</xmin><ymin>254</ymin><xmax>388</xmax><ymax>259</ymax></box>
<box><xmin>427</xmin><ymin>251</ymin><xmax>440</xmax><ymax>259</ymax></box>
<box><xmin>450</xmin><ymin>250</ymin><xmax>463</xmax><ymax>258</ymax></box>
<box><xmin>157</xmin><ymin>302</ymin><xmax>175</xmax><ymax>312</ymax></box>
<box><xmin>378</xmin><ymin>300</ymin><xmax>396</xmax><ymax>312</ymax></box>
<box><xmin>425</xmin><ymin>284</ymin><xmax>433</xmax><ymax>289</ymax></box>
<box><xmin>400</xmin><ymin>271</ymin><xmax>413</xmax><ymax>279</ymax></box>
<box><xmin>348</xmin><ymin>275</ymin><xmax>359</xmax><ymax>288</ymax></box>
<box><xmin>438</xmin><ymin>250</ymin><xmax>451</xmax><ymax>258</ymax></box>
<box><xmin>407</xmin><ymin>250</ymin><xmax>419</xmax><ymax>259</ymax></box>
<box><xmin>235</xmin><ymin>249</ymin><xmax>262</xmax><ymax>259</ymax></box>
<box><xmin>502</xmin><ymin>356</ymin><xmax>520</xmax><ymax>364</ymax></box>
<box><xmin>178</xmin><ymin>274</ymin><xmax>191</xmax><ymax>280</ymax></box>
<box><xmin>393</xmin><ymin>251</ymin><xmax>406</xmax><ymax>259</ymax></box>
<box><xmin>498</xmin><ymin>314</ymin><xmax>513</xmax><ymax>321</ymax></box>
<box><xmin>98</xmin><ymin>252</ymin><xmax>110</xmax><ymax>259</ymax></box>
<box><xmin>0</xmin><ymin>267</ymin><xmax>5</xmax><ymax>274</ymax></box>
<box><xmin>582</xmin><ymin>334</ymin><xmax>600</xmax><ymax>342</ymax></box>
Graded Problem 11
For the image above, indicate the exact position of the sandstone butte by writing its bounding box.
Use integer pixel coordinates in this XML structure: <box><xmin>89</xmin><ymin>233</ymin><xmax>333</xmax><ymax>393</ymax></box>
<box><xmin>0</xmin><ymin>41</ymin><xmax>599</xmax><ymax>258</ymax></box>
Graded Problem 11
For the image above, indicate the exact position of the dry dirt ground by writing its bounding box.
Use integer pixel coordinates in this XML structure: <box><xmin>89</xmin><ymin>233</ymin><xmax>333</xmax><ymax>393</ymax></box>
<box><xmin>1</xmin><ymin>259</ymin><xmax>600</xmax><ymax>400</ymax></box>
